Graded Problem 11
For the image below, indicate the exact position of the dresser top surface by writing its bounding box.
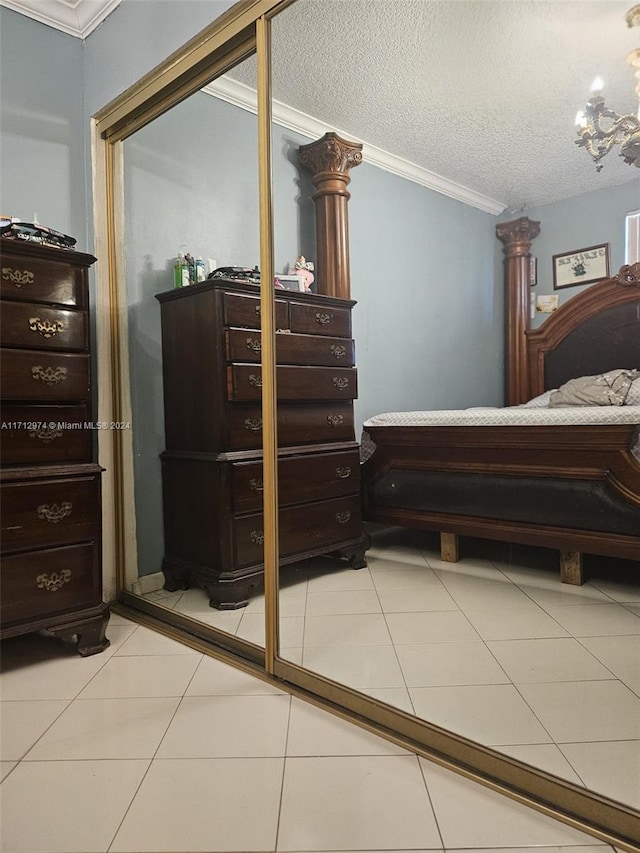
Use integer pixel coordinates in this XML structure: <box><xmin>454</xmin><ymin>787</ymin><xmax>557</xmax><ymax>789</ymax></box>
<box><xmin>155</xmin><ymin>278</ymin><xmax>356</xmax><ymax>309</ymax></box>
<box><xmin>0</xmin><ymin>238</ymin><xmax>96</xmax><ymax>268</ymax></box>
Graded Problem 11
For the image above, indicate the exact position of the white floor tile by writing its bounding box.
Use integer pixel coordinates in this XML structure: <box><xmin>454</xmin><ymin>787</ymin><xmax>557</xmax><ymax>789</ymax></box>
<box><xmin>24</xmin><ymin>697</ymin><xmax>180</xmax><ymax>759</ymax></box>
<box><xmin>185</xmin><ymin>654</ymin><xmax>285</xmax><ymax>696</ymax></box>
<box><xmin>410</xmin><ymin>684</ymin><xmax>552</xmax><ymax>746</ymax></box>
<box><xmin>396</xmin><ymin>641</ymin><xmax>510</xmax><ymax>687</ymax></box>
<box><xmin>518</xmin><ymin>680</ymin><xmax>640</xmax><ymax>743</ymax></box>
<box><xmin>114</xmin><ymin>625</ymin><xmax>201</xmax><ymax>655</ymax></box>
<box><xmin>559</xmin><ymin>740</ymin><xmax>640</xmax><ymax>809</ymax></box>
<box><xmin>376</xmin><ymin>584</ymin><xmax>459</xmax><ymax>612</ymax></box>
<box><xmin>277</xmin><ymin>755</ymin><xmax>442</xmax><ymax>850</ymax></box>
<box><xmin>235</xmin><ymin>613</ymin><xmax>302</xmax><ymax>646</ymax></box>
<box><xmin>464</xmin><ymin>604</ymin><xmax>570</xmax><ymax>640</ymax></box>
<box><xmin>286</xmin><ymin>696</ymin><xmax>408</xmax><ymax>756</ymax></box>
<box><xmin>386</xmin><ymin>610</ymin><xmax>480</xmax><ymax>644</ymax></box>
<box><xmin>304</xmin><ymin>613</ymin><xmax>392</xmax><ymax>646</ymax></box>
<box><xmin>156</xmin><ymin>694</ymin><xmax>290</xmax><ymax>757</ymax></box>
<box><xmin>589</xmin><ymin>578</ymin><xmax>640</xmax><ymax>603</ymax></box>
<box><xmin>419</xmin><ymin>758</ymin><xmax>602</xmax><ymax>847</ymax></box>
<box><xmin>77</xmin><ymin>653</ymin><xmax>201</xmax><ymax>698</ymax></box>
<box><xmin>306</xmin><ymin>588</ymin><xmax>382</xmax><ymax>615</ymax></box>
<box><xmin>0</xmin><ymin>760</ymin><xmax>17</xmax><ymax>781</ymax></box>
<box><xmin>1</xmin><ymin>699</ymin><xmax>70</xmax><ymax>764</ymax></box>
<box><xmin>513</xmin><ymin>582</ymin><xmax>620</xmax><ymax>610</ymax></box>
<box><xmin>540</xmin><ymin>603</ymin><xmax>640</xmax><ymax>637</ymax></box>
<box><xmin>369</xmin><ymin>561</ymin><xmax>443</xmax><ymax>588</ymax></box>
<box><xmin>110</xmin><ymin>757</ymin><xmax>283</xmax><ymax>852</ymax></box>
<box><xmin>306</xmin><ymin>564</ymin><xmax>375</xmax><ymax>591</ymax></box>
<box><xmin>0</xmin><ymin>759</ymin><xmax>149</xmax><ymax>853</ymax></box>
<box><xmin>437</xmin><ymin>576</ymin><xmax>535</xmax><ymax>610</ymax></box>
<box><xmin>358</xmin><ymin>686</ymin><xmax>416</xmax><ymax>714</ymax></box>
<box><xmin>302</xmin><ymin>644</ymin><xmax>405</xmax><ymax>688</ymax></box>
<box><xmin>486</xmin><ymin>638</ymin><xmax>615</xmax><ymax>683</ymax></box>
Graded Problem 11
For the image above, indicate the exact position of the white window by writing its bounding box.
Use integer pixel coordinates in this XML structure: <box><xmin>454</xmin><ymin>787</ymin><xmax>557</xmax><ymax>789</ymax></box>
<box><xmin>626</xmin><ymin>210</ymin><xmax>640</xmax><ymax>264</ymax></box>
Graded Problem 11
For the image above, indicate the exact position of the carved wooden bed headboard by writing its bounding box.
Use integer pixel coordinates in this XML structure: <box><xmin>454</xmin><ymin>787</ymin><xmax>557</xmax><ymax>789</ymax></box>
<box><xmin>497</xmin><ymin>216</ymin><xmax>640</xmax><ymax>404</ymax></box>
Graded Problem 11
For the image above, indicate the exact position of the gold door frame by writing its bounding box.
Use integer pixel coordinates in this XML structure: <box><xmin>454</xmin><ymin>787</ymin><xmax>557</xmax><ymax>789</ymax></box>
<box><xmin>91</xmin><ymin>1</ymin><xmax>639</xmax><ymax>847</ymax></box>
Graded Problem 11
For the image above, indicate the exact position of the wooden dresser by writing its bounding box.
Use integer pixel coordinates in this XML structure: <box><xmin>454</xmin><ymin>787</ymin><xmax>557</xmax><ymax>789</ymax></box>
<box><xmin>156</xmin><ymin>279</ymin><xmax>369</xmax><ymax>608</ymax></box>
<box><xmin>0</xmin><ymin>239</ymin><xmax>109</xmax><ymax>655</ymax></box>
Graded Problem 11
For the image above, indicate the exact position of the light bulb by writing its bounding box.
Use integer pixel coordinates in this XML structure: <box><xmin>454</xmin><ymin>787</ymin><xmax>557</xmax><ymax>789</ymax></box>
<box><xmin>590</xmin><ymin>76</ymin><xmax>604</xmax><ymax>94</ymax></box>
<box><xmin>575</xmin><ymin>110</ymin><xmax>587</xmax><ymax>129</ymax></box>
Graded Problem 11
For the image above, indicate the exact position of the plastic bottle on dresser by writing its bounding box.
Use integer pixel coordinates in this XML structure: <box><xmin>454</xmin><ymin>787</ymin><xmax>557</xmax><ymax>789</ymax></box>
<box><xmin>174</xmin><ymin>252</ymin><xmax>190</xmax><ymax>288</ymax></box>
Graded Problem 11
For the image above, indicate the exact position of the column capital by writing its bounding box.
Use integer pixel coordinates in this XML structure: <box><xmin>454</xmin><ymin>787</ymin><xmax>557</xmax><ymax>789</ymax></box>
<box><xmin>299</xmin><ymin>132</ymin><xmax>363</xmax><ymax>182</ymax></box>
<box><xmin>496</xmin><ymin>217</ymin><xmax>541</xmax><ymax>257</ymax></box>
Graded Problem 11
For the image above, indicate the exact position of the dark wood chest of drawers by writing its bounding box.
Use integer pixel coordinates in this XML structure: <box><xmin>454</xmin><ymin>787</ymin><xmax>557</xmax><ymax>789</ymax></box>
<box><xmin>156</xmin><ymin>279</ymin><xmax>369</xmax><ymax>608</ymax></box>
<box><xmin>0</xmin><ymin>239</ymin><xmax>110</xmax><ymax>655</ymax></box>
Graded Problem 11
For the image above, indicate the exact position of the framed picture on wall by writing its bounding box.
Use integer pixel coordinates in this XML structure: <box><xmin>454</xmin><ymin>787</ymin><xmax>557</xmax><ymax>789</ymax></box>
<box><xmin>552</xmin><ymin>243</ymin><xmax>610</xmax><ymax>290</ymax></box>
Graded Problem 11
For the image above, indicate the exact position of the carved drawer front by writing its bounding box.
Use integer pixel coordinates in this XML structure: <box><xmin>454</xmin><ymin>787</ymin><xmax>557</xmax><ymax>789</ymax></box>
<box><xmin>223</xmin><ymin>292</ymin><xmax>288</xmax><ymax>330</ymax></box>
<box><xmin>1</xmin><ymin>254</ymin><xmax>84</xmax><ymax>307</ymax></box>
<box><xmin>232</xmin><ymin>448</ymin><xmax>361</xmax><ymax>512</ymax></box>
<box><xmin>0</xmin><ymin>404</ymin><xmax>92</xmax><ymax>465</ymax></box>
<box><xmin>1</xmin><ymin>349</ymin><xmax>90</xmax><ymax>401</ymax></box>
<box><xmin>225</xmin><ymin>328</ymin><xmax>355</xmax><ymax>367</ymax></box>
<box><xmin>228</xmin><ymin>365</ymin><xmax>357</xmax><ymax>402</ymax></box>
<box><xmin>0</xmin><ymin>301</ymin><xmax>87</xmax><ymax>351</ymax></box>
<box><xmin>0</xmin><ymin>542</ymin><xmax>98</xmax><ymax>626</ymax></box>
<box><xmin>289</xmin><ymin>302</ymin><xmax>351</xmax><ymax>338</ymax></box>
<box><xmin>234</xmin><ymin>495</ymin><xmax>363</xmax><ymax>568</ymax></box>
<box><xmin>0</xmin><ymin>475</ymin><xmax>100</xmax><ymax>554</ymax></box>
<box><xmin>227</xmin><ymin>402</ymin><xmax>355</xmax><ymax>450</ymax></box>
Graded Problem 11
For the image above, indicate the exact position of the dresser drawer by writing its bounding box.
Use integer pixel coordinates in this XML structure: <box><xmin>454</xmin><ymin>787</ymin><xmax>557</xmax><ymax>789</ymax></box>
<box><xmin>1</xmin><ymin>475</ymin><xmax>100</xmax><ymax>553</ymax></box>
<box><xmin>0</xmin><ymin>301</ymin><xmax>87</xmax><ymax>351</ymax></box>
<box><xmin>1</xmin><ymin>349</ymin><xmax>91</xmax><ymax>401</ymax></box>
<box><xmin>0</xmin><ymin>542</ymin><xmax>99</xmax><ymax>626</ymax></box>
<box><xmin>227</xmin><ymin>365</ymin><xmax>357</xmax><ymax>402</ymax></box>
<box><xmin>232</xmin><ymin>448</ymin><xmax>361</xmax><ymax>512</ymax></box>
<box><xmin>289</xmin><ymin>301</ymin><xmax>351</xmax><ymax>337</ymax></box>
<box><xmin>234</xmin><ymin>495</ymin><xmax>363</xmax><ymax>567</ymax></box>
<box><xmin>0</xmin><ymin>404</ymin><xmax>92</xmax><ymax>465</ymax></box>
<box><xmin>1</xmin><ymin>253</ymin><xmax>85</xmax><ymax>307</ymax></box>
<box><xmin>227</xmin><ymin>402</ymin><xmax>355</xmax><ymax>450</ymax></box>
<box><xmin>225</xmin><ymin>328</ymin><xmax>355</xmax><ymax>367</ymax></box>
<box><xmin>223</xmin><ymin>292</ymin><xmax>288</xmax><ymax>330</ymax></box>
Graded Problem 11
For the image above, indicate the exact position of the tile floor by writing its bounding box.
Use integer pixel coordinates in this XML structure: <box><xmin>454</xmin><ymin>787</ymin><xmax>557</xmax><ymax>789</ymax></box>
<box><xmin>0</xmin><ymin>611</ymin><xmax>628</xmax><ymax>853</ymax></box>
<box><xmin>145</xmin><ymin>527</ymin><xmax>640</xmax><ymax>810</ymax></box>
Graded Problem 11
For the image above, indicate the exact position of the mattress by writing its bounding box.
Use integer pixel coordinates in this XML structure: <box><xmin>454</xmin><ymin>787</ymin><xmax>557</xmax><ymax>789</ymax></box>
<box><xmin>361</xmin><ymin>405</ymin><xmax>640</xmax><ymax>462</ymax></box>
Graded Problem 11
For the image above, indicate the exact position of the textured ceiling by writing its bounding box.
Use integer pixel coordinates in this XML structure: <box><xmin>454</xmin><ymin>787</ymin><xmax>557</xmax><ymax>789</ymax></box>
<box><xmin>232</xmin><ymin>0</ymin><xmax>640</xmax><ymax>212</ymax></box>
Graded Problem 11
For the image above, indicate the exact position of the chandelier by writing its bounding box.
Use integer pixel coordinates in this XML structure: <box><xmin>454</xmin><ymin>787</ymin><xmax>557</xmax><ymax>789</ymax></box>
<box><xmin>575</xmin><ymin>4</ymin><xmax>640</xmax><ymax>171</ymax></box>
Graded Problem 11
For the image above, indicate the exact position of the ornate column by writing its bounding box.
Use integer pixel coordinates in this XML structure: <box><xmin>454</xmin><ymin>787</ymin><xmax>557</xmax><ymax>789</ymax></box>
<box><xmin>298</xmin><ymin>132</ymin><xmax>363</xmax><ymax>299</ymax></box>
<box><xmin>496</xmin><ymin>217</ymin><xmax>540</xmax><ymax>405</ymax></box>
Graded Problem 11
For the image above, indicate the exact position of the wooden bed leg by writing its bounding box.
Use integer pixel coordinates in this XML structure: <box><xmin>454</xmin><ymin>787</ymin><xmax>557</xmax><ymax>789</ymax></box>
<box><xmin>560</xmin><ymin>551</ymin><xmax>584</xmax><ymax>585</ymax></box>
<box><xmin>440</xmin><ymin>532</ymin><xmax>459</xmax><ymax>563</ymax></box>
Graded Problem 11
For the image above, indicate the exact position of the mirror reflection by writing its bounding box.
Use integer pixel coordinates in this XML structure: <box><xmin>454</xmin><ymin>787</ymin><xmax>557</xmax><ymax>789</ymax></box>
<box><xmin>121</xmin><ymin>0</ymin><xmax>639</xmax><ymax>816</ymax></box>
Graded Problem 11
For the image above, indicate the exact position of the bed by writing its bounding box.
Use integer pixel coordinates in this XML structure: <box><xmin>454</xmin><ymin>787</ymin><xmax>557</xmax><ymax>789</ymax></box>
<box><xmin>361</xmin><ymin>259</ymin><xmax>640</xmax><ymax>584</ymax></box>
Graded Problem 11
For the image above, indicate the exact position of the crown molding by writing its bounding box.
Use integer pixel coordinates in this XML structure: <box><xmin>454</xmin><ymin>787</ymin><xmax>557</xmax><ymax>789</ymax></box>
<box><xmin>0</xmin><ymin>0</ymin><xmax>122</xmax><ymax>38</ymax></box>
<box><xmin>203</xmin><ymin>76</ymin><xmax>507</xmax><ymax>216</ymax></box>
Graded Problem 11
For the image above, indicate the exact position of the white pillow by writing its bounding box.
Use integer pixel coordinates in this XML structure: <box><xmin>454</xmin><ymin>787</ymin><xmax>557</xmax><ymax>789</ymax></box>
<box><xmin>521</xmin><ymin>390</ymin><xmax>553</xmax><ymax>408</ymax></box>
<box><xmin>626</xmin><ymin>376</ymin><xmax>640</xmax><ymax>405</ymax></box>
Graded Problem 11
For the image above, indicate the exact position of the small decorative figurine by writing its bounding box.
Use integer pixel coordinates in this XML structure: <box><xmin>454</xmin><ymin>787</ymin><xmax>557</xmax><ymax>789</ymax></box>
<box><xmin>291</xmin><ymin>256</ymin><xmax>315</xmax><ymax>292</ymax></box>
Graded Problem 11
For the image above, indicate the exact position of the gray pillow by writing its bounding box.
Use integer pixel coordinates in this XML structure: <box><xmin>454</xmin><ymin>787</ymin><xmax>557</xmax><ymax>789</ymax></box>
<box><xmin>548</xmin><ymin>369</ymin><xmax>638</xmax><ymax>407</ymax></box>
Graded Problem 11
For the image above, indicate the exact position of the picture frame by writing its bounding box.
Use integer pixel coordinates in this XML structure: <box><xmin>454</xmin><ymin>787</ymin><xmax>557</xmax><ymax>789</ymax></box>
<box><xmin>552</xmin><ymin>243</ymin><xmax>610</xmax><ymax>290</ymax></box>
<box><xmin>275</xmin><ymin>274</ymin><xmax>306</xmax><ymax>291</ymax></box>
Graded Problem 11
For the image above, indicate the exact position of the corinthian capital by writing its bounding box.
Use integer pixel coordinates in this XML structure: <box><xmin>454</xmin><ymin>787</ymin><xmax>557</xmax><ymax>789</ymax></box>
<box><xmin>299</xmin><ymin>132</ymin><xmax>363</xmax><ymax>177</ymax></box>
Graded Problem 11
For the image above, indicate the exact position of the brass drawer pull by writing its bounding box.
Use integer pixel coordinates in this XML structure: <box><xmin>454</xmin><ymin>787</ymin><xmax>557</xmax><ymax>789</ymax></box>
<box><xmin>315</xmin><ymin>312</ymin><xmax>331</xmax><ymax>325</ymax></box>
<box><xmin>32</xmin><ymin>365</ymin><xmax>67</xmax><ymax>386</ymax></box>
<box><xmin>332</xmin><ymin>377</ymin><xmax>349</xmax><ymax>391</ymax></box>
<box><xmin>327</xmin><ymin>414</ymin><xmax>344</xmax><ymax>427</ymax></box>
<box><xmin>29</xmin><ymin>426</ymin><xmax>64</xmax><ymax>443</ymax></box>
<box><xmin>37</xmin><ymin>502</ymin><xmax>73</xmax><ymax>523</ymax></box>
<box><xmin>249</xmin><ymin>478</ymin><xmax>264</xmax><ymax>491</ymax></box>
<box><xmin>250</xmin><ymin>530</ymin><xmax>264</xmax><ymax>545</ymax></box>
<box><xmin>2</xmin><ymin>267</ymin><xmax>34</xmax><ymax>287</ymax></box>
<box><xmin>36</xmin><ymin>570</ymin><xmax>72</xmax><ymax>592</ymax></box>
<box><xmin>335</xmin><ymin>466</ymin><xmax>352</xmax><ymax>479</ymax></box>
<box><xmin>244</xmin><ymin>417</ymin><xmax>262</xmax><ymax>432</ymax></box>
<box><xmin>336</xmin><ymin>511</ymin><xmax>351</xmax><ymax>524</ymax></box>
<box><xmin>246</xmin><ymin>337</ymin><xmax>261</xmax><ymax>354</ymax></box>
<box><xmin>254</xmin><ymin>304</ymin><xmax>261</xmax><ymax>315</ymax></box>
<box><xmin>330</xmin><ymin>345</ymin><xmax>346</xmax><ymax>359</ymax></box>
<box><xmin>248</xmin><ymin>374</ymin><xmax>263</xmax><ymax>389</ymax></box>
<box><xmin>29</xmin><ymin>317</ymin><xmax>65</xmax><ymax>339</ymax></box>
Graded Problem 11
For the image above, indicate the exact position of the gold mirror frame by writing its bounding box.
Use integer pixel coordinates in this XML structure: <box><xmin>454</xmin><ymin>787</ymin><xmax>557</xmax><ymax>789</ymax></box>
<box><xmin>92</xmin><ymin>1</ymin><xmax>639</xmax><ymax>847</ymax></box>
